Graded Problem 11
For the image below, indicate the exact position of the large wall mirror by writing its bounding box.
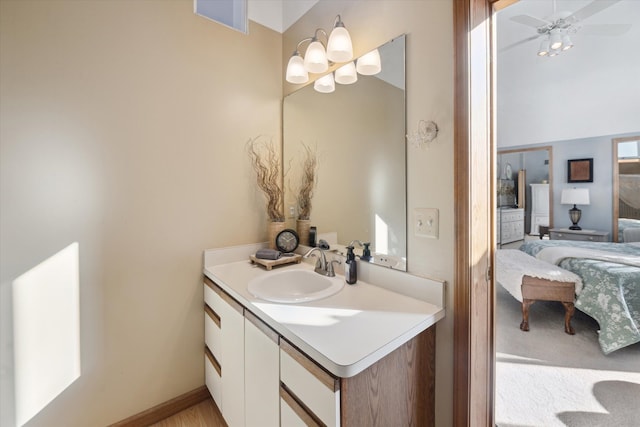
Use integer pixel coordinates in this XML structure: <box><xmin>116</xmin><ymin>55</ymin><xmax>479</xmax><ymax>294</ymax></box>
<box><xmin>613</xmin><ymin>136</ymin><xmax>640</xmax><ymax>242</ymax></box>
<box><xmin>283</xmin><ymin>35</ymin><xmax>407</xmax><ymax>270</ymax></box>
<box><xmin>497</xmin><ymin>146</ymin><xmax>553</xmax><ymax>245</ymax></box>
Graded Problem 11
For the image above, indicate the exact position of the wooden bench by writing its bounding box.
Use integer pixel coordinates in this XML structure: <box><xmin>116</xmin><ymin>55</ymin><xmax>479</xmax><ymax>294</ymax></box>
<box><xmin>520</xmin><ymin>275</ymin><xmax>576</xmax><ymax>335</ymax></box>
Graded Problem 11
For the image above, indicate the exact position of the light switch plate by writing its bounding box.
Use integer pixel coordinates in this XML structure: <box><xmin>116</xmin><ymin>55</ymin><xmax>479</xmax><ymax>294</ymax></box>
<box><xmin>414</xmin><ymin>208</ymin><xmax>439</xmax><ymax>239</ymax></box>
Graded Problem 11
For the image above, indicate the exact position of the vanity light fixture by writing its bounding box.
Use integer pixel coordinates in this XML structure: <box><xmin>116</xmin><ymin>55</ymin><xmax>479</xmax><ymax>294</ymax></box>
<box><xmin>356</xmin><ymin>49</ymin><xmax>382</xmax><ymax>75</ymax></box>
<box><xmin>334</xmin><ymin>62</ymin><xmax>358</xmax><ymax>85</ymax></box>
<box><xmin>285</xmin><ymin>15</ymin><xmax>354</xmax><ymax>84</ymax></box>
<box><xmin>314</xmin><ymin>73</ymin><xmax>335</xmax><ymax>93</ymax></box>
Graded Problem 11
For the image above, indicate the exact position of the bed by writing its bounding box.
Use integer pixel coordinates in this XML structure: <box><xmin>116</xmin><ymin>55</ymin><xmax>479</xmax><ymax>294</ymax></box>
<box><xmin>618</xmin><ymin>218</ymin><xmax>640</xmax><ymax>242</ymax></box>
<box><xmin>519</xmin><ymin>240</ymin><xmax>640</xmax><ymax>354</ymax></box>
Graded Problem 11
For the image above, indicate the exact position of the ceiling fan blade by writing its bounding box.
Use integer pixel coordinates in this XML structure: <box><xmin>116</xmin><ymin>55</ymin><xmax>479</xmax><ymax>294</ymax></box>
<box><xmin>511</xmin><ymin>14</ymin><xmax>550</xmax><ymax>28</ymax></box>
<box><xmin>580</xmin><ymin>23</ymin><xmax>632</xmax><ymax>36</ymax></box>
<box><xmin>499</xmin><ymin>35</ymin><xmax>541</xmax><ymax>53</ymax></box>
<box><xmin>566</xmin><ymin>0</ymin><xmax>621</xmax><ymax>24</ymax></box>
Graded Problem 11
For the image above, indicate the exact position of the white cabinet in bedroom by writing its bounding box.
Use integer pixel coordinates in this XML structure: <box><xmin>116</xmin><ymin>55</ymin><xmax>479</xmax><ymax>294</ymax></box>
<box><xmin>498</xmin><ymin>208</ymin><xmax>525</xmax><ymax>245</ymax></box>
<box><xmin>530</xmin><ymin>183</ymin><xmax>549</xmax><ymax>235</ymax></box>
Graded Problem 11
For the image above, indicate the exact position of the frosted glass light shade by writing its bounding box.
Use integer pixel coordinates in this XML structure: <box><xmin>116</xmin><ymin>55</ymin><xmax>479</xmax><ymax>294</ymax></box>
<box><xmin>327</xmin><ymin>26</ymin><xmax>353</xmax><ymax>63</ymax></box>
<box><xmin>356</xmin><ymin>49</ymin><xmax>381</xmax><ymax>75</ymax></box>
<box><xmin>335</xmin><ymin>62</ymin><xmax>358</xmax><ymax>85</ymax></box>
<box><xmin>561</xmin><ymin>34</ymin><xmax>573</xmax><ymax>51</ymax></box>
<box><xmin>314</xmin><ymin>73</ymin><xmax>335</xmax><ymax>93</ymax></box>
<box><xmin>304</xmin><ymin>40</ymin><xmax>328</xmax><ymax>73</ymax></box>
<box><xmin>286</xmin><ymin>54</ymin><xmax>309</xmax><ymax>84</ymax></box>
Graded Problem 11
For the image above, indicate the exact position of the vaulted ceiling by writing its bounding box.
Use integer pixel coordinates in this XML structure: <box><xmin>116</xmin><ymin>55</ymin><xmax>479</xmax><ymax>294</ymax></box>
<box><xmin>496</xmin><ymin>0</ymin><xmax>640</xmax><ymax>147</ymax></box>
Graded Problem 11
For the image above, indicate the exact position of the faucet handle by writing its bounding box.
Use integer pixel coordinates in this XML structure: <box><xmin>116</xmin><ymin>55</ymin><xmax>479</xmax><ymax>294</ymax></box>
<box><xmin>327</xmin><ymin>259</ymin><xmax>341</xmax><ymax>277</ymax></box>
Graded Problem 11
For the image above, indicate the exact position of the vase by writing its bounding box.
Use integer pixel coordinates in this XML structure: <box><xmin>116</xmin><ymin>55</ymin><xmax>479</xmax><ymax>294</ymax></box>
<box><xmin>296</xmin><ymin>219</ymin><xmax>311</xmax><ymax>246</ymax></box>
<box><xmin>267</xmin><ymin>221</ymin><xmax>285</xmax><ymax>250</ymax></box>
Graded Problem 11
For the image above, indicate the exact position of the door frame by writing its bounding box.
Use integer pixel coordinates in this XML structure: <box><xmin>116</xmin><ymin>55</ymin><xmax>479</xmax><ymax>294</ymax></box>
<box><xmin>453</xmin><ymin>0</ymin><xmax>516</xmax><ymax>425</ymax></box>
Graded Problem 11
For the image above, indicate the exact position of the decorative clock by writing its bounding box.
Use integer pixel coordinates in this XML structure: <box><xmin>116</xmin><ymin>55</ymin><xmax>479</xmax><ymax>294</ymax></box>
<box><xmin>275</xmin><ymin>229</ymin><xmax>300</xmax><ymax>253</ymax></box>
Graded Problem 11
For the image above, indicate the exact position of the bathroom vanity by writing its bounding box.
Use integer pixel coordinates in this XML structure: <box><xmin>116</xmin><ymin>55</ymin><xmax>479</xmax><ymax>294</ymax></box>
<box><xmin>203</xmin><ymin>244</ymin><xmax>445</xmax><ymax>427</ymax></box>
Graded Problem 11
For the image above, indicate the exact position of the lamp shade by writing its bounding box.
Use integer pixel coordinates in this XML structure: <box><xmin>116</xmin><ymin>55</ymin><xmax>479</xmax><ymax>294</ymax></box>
<box><xmin>335</xmin><ymin>62</ymin><xmax>358</xmax><ymax>84</ymax></box>
<box><xmin>314</xmin><ymin>73</ymin><xmax>335</xmax><ymax>93</ymax></box>
<box><xmin>327</xmin><ymin>25</ymin><xmax>353</xmax><ymax>63</ymax></box>
<box><xmin>286</xmin><ymin>53</ymin><xmax>309</xmax><ymax>84</ymax></box>
<box><xmin>304</xmin><ymin>40</ymin><xmax>328</xmax><ymax>73</ymax></box>
<box><xmin>561</xmin><ymin>188</ymin><xmax>590</xmax><ymax>205</ymax></box>
<box><xmin>356</xmin><ymin>49</ymin><xmax>381</xmax><ymax>75</ymax></box>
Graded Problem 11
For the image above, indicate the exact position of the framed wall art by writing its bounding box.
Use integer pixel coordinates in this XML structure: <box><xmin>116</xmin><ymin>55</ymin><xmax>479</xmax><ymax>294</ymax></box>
<box><xmin>567</xmin><ymin>158</ymin><xmax>593</xmax><ymax>183</ymax></box>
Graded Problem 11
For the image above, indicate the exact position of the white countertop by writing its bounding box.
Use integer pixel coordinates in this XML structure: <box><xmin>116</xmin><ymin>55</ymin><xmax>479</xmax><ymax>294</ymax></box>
<box><xmin>204</xmin><ymin>259</ymin><xmax>444</xmax><ymax>378</ymax></box>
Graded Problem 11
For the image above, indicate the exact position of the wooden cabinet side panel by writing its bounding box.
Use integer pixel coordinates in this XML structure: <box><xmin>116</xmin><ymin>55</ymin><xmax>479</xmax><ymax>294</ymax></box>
<box><xmin>340</xmin><ymin>326</ymin><xmax>436</xmax><ymax>427</ymax></box>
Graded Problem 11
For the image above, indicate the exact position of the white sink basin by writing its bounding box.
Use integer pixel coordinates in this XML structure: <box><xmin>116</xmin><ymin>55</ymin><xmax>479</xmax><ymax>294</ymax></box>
<box><xmin>248</xmin><ymin>269</ymin><xmax>345</xmax><ymax>303</ymax></box>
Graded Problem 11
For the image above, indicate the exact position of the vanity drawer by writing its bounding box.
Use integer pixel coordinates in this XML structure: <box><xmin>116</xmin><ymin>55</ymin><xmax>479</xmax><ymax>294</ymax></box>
<box><xmin>204</xmin><ymin>349</ymin><xmax>222</xmax><ymax>408</ymax></box>
<box><xmin>279</xmin><ymin>339</ymin><xmax>340</xmax><ymax>427</ymax></box>
<box><xmin>204</xmin><ymin>304</ymin><xmax>222</xmax><ymax>361</ymax></box>
<box><xmin>204</xmin><ymin>277</ymin><xmax>225</xmax><ymax>315</ymax></box>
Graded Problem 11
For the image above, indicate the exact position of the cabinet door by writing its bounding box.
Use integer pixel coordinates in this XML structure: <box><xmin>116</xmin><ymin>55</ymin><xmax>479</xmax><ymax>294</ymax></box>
<box><xmin>245</xmin><ymin>311</ymin><xmax>279</xmax><ymax>427</ymax></box>
<box><xmin>219</xmin><ymin>291</ymin><xmax>245</xmax><ymax>427</ymax></box>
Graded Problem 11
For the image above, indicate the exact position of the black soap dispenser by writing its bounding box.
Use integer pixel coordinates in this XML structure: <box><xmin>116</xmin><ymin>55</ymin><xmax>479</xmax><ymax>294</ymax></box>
<box><xmin>345</xmin><ymin>246</ymin><xmax>357</xmax><ymax>285</ymax></box>
<box><xmin>361</xmin><ymin>242</ymin><xmax>372</xmax><ymax>262</ymax></box>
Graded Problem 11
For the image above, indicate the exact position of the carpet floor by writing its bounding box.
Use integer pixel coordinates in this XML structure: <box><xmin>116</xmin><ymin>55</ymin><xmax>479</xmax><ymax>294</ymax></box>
<box><xmin>495</xmin><ymin>283</ymin><xmax>640</xmax><ymax>427</ymax></box>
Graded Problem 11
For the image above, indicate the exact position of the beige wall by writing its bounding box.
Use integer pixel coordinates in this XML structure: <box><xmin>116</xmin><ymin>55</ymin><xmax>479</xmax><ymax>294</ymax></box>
<box><xmin>1</xmin><ymin>0</ymin><xmax>455</xmax><ymax>425</ymax></box>
<box><xmin>284</xmin><ymin>1</ymin><xmax>455</xmax><ymax>425</ymax></box>
<box><xmin>0</xmin><ymin>1</ymin><xmax>281</xmax><ymax>425</ymax></box>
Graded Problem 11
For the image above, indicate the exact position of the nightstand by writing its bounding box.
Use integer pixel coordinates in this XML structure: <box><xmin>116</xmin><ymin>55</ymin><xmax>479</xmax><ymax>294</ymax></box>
<box><xmin>549</xmin><ymin>228</ymin><xmax>610</xmax><ymax>242</ymax></box>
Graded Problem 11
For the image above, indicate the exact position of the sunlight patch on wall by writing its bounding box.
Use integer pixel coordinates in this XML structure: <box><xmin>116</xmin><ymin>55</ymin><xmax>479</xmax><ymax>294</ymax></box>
<box><xmin>375</xmin><ymin>214</ymin><xmax>389</xmax><ymax>255</ymax></box>
<box><xmin>12</xmin><ymin>242</ymin><xmax>81</xmax><ymax>426</ymax></box>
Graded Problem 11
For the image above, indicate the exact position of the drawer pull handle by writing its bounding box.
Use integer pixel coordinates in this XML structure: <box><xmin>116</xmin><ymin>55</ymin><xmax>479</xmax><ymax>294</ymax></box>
<box><xmin>205</xmin><ymin>345</ymin><xmax>221</xmax><ymax>376</ymax></box>
<box><xmin>205</xmin><ymin>304</ymin><xmax>221</xmax><ymax>328</ymax></box>
<box><xmin>280</xmin><ymin>383</ymin><xmax>324</xmax><ymax>427</ymax></box>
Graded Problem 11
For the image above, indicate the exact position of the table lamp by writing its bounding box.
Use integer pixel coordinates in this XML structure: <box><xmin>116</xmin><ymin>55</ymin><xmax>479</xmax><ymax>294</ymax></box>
<box><xmin>561</xmin><ymin>188</ymin><xmax>590</xmax><ymax>230</ymax></box>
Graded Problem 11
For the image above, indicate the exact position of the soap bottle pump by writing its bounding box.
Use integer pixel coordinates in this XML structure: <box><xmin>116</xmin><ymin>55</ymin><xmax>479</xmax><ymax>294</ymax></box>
<box><xmin>345</xmin><ymin>246</ymin><xmax>357</xmax><ymax>284</ymax></box>
<box><xmin>361</xmin><ymin>242</ymin><xmax>372</xmax><ymax>262</ymax></box>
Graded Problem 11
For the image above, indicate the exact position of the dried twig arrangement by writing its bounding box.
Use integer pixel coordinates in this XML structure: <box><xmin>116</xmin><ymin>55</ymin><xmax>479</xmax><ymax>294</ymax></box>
<box><xmin>296</xmin><ymin>143</ymin><xmax>318</xmax><ymax>220</ymax></box>
<box><xmin>247</xmin><ymin>137</ymin><xmax>285</xmax><ymax>222</ymax></box>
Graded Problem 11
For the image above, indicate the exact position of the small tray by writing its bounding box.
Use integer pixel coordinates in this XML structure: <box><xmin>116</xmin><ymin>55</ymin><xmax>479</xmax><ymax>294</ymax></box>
<box><xmin>249</xmin><ymin>253</ymin><xmax>302</xmax><ymax>270</ymax></box>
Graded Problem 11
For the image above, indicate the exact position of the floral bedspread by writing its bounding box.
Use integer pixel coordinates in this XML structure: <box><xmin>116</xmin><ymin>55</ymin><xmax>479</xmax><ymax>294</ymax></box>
<box><xmin>519</xmin><ymin>240</ymin><xmax>640</xmax><ymax>354</ymax></box>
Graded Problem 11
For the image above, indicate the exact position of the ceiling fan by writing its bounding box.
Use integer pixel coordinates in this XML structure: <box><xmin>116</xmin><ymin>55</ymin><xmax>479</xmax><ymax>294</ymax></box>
<box><xmin>502</xmin><ymin>0</ymin><xmax>632</xmax><ymax>57</ymax></box>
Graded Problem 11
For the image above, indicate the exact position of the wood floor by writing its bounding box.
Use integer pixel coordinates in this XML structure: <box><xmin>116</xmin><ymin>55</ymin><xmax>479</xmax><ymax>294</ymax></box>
<box><xmin>149</xmin><ymin>398</ymin><xmax>227</xmax><ymax>427</ymax></box>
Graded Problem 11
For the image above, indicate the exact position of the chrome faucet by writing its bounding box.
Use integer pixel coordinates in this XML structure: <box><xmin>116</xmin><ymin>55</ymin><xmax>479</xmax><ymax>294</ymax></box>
<box><xmin>304</xmin><ymin>247</ymin><xmax>340</xmax><ymax>277</ymax></box>
<box><xmin>348</xmin><ymin>240</ymin><xmax>364</xmax><ymax>248</ymax></box>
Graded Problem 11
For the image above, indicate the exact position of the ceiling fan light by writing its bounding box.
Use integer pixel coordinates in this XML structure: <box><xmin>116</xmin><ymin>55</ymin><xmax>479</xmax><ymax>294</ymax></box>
<box><xmin>561</xmin><ymin>34</ymin><xmax>574</xmax><ymax>51</ymax></box>
<box><xmin>537</xmin><ymin>38</ymin><xmax>550</xmax><ymax>56</ymax></box>
<box><xmin>550</xmin><ymin>31</ymin><xmax>562</xmax><ymax>50</ymax></box>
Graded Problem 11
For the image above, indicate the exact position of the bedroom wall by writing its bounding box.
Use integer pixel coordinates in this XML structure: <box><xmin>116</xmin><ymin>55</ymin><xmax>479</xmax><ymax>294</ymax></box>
<box><xmin>505</xmin><ymin>131</ymin><xmax>640</xmax><ymax>238</ymax></box>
